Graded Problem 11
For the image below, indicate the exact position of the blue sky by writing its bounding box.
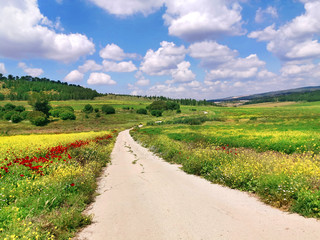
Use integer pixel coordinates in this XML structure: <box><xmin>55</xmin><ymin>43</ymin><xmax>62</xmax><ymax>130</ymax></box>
<box><xmin>0</xmin><ymin>0</ymin><xmax>319</xmax><ymax>99</ymax></box>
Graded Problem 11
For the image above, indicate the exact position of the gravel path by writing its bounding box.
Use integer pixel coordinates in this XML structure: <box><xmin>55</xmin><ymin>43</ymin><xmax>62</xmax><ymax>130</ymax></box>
<box><xmin>76</xmin><ymin>129</ymin><xmax>320</xmax><ymax>240</ymax></box>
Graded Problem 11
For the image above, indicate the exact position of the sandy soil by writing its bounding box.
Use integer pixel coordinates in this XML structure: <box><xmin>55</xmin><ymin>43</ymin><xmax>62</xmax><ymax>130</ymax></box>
<box><xmin>75</xmin><ymin>129</ymin><xmax>320</xmax><ymax>240</ymax></box>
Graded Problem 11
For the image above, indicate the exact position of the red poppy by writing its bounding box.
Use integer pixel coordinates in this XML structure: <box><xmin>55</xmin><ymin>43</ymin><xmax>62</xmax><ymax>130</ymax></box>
<box><xmin>70</xmin><ymin>183</ymin><xmax>75</xmax><ymax>187</ymax></box>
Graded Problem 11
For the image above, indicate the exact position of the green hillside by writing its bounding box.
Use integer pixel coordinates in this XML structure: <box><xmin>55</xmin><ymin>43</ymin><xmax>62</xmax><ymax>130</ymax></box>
<box><xmin>0</xmin><ymin>74</ymin><xmax>100</xmax><ymax>100</ymax></box>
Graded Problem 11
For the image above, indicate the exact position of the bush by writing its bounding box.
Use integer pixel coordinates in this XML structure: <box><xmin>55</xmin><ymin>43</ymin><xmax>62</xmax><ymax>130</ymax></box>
<box><xmin>15</xmin><ymin>106</ymin><xmax>26</xmax><ymax>112</ymax></box>
<box><xmin>151</xmin><ymin>110</ymin><xmax>163</xmax><ymax>117</ymax></box>
<box><xmin>28</xmin><ymin>111</ymin><xmax>48</xmax><ymax>126</ymax></box>
<box><xmin>136</xmin><ymin>108</ymin><xmax>147</xmax><ymax>115</ymax></box>
<box><xmin>95</xmin><ymin>112</ymin><xmax>101</xmax><ymax>118</ymax></box>
<box><xmin>50</xmin><ymin>106</ymin><xmax>75</xmax><ymax>118</ymax></box>
<box><xmin>49</xmin><ymin>109</ymin><xmax>60</xmax><ymax>117</ymax></box>
<box><xmin>94</xmin><ymin>108</ymin><xmax>99</xmax><ymax>113</ymax></box>
<box><xmin>28</xmin><ymin>93</ymin><xmax>51</xmax><ymax>116</ymax></box>
<box><xmin>20</xmin><ymin>111</ymin><xmax>28</xmax><ymax>120</ymax></box>
<box><xmin>4</xmin><ymin>103</ymin><xmax>16</xmax><ymax>111</ymax></box>
<box><xmin>102</xmin><ymin>105</ymin><xmax>115</xmax><ymax>114</ymax></box>
<box><xmin>148</xmin><ymin>100</ymin><xmax>167</xmax><ymax>111</ymax></box>
<box><xmin>176</xmin><ymin>109</ymin><xmax>181</xmax><ymax>114</ymax></box>
<box><xmin>83</xmin><ymin>104</ymin><xmax>93</xmax><ymax>114</ymax></box>
<box><xmin>59</xmin><ymin>111</ymin><xmax>76</xmax><ymax>120</ymax></box>
<box><xmin>11</xmin><ymin>114</ymin><xmax>22</xmax><ymax>123</ymax></box>
<box><xmin>3</xmin><ymin>111</ymin><xmax>16</xmax><ymax>121</ymax></box>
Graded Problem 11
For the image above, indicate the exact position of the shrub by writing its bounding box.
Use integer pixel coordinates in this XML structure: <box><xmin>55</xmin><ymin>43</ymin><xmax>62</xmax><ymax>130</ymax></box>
<box><xmin>11</xmin><ymin>114</ymin><xmax>22</xmax><ymax>123</ymax></box>
<box><xmin>95</xmin><ymin>112</ymin><xmax>101</xmax><ymax>118</ymax></box>
<box><xmin>83</xmin><ymin>104</ymin><xmax>93</xmax><ymax>114</ymax></box>
<box><xmin>151</xmin><ymin>110</ymin><xmax>163</xmax><ymax>117</ymax></box>
<box><xmin>102</xmin><ymin>105</ymin><xmax>115</xmax><ymax>114</ymax></box>
<box><xmin>136</xmin><ymin>108</ymin><xmax>147</xmax><ymax>115</ymax></box>
<box><xmin>4</xmin><ymin>103</ymin><xmax>16</xmax><ymax>111</ymax></box>
<box><xmin>59</xmin><ymin>111</ymin><xmax>76</xmax><ymax>120</ymax></box>
<box><xmin>148</xmin><ymin>100</ymin><xmax>167</xmax><ymax>111</ymax></box>
<box><xmin>14</xmin><ymin>105</ymin><xmax>26</xmax><ymax>112</ymax></box>
<box><xmin>176</xmin><ymin>109</ymin><xmax>181</xmax><ymax>114</ymax></box>
<box><xmin>3</xmin><ymin>111</ymin><xmax>16</xmax><ymax>121</ymax></box>
<box><xmin>49</xmin><ymin>109</ymin><xmax>60</xmax><ymax>117</ymax></box>
<box><xmin>27</xmin><ymin>111</ymin><xmax>48</xmax><ymax>126</ymax></box>
<box><xmin>94</xmin><ymin>108</ymin><xmax>99</xmax><ymax>113</ymax></box>
<box><xmin>20</xmin><ymin>111</ymin><xmax>28</xmax><ymax>120</ymax></box>
<box><xmin>167</xmin><ymin>101</ymin><xmax>180</xmax><ymax>110</ymax></box>
<box><xmin>28</xmin><ymin>93</ymin><xmax>51</xmax><ymax>116</ymax></box>
<box><xmin>50</xmin><ymin>106</ymin><xmax>75</xmax><ymax>118</ymax></box>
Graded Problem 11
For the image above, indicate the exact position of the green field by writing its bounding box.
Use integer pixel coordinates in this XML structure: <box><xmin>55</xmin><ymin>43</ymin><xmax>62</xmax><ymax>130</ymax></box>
<box><xmin>1</xmin><ymin>98</ymin><xmax>320</xmax><ymax>239</ymax></box>
<box><xmin>131</xmin><ymin>101</ymin><xmax>320</xmax><ymax>217</ymax></box>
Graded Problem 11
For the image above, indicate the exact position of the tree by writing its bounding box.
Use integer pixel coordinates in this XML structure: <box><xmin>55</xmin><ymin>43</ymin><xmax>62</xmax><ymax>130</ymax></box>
<box><xmin>83</xmin><ymin>104</ymin><xmax>93</xmax><ymax>114</ymax></box>
<box><xmin>102</xmin><ymin>105</ymin><xmax>115</xmax><ymax>114</ymax></box>
<box><xmin>28</xmin><ymin>93</ymin><xmax>51</xmax><ymax>116</ymax></box>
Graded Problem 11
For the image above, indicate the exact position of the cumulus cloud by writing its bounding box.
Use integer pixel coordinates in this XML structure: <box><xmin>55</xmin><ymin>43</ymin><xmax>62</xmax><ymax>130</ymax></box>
<box><xmin>163</xmin><ymin>0</ymin><xmax>244</xmax><ymax>41</ymax></box>
<box><xmin>140</xmin><ymin>41</ymin><xmax>187</xmax><ymax>76</ymax></box>
<box><xmin>205</xmin><ymin>54</ymin><xmax>267</xmax><ymax>81</ymax></box>
<box><xmin>170</xmin><ymin>61</ymin><xmax>195</xmax><ymax>83</ymax></box>
<box><xmin>134</xmin><ymin>71</ymin><xmax>150</xmax><ymax>86</ymax></box>
<box><xmin>0</xmin><ymin>0</ymin><xmax>95</xmax><ymax>62</ymax></box>
<box><xmin>189</xmin><ymin>41</ymin><xmax>237</xmax><ymax>67</ymax></box>
<box><xmin>102</xmin><ymin>60</ymin><xmax>137</xmax><ymax>72</ymax></box>
<box><xmin>87</xmin><ymin>72</ymin><xmax>116</xmax><ymax>85</ymax></box>
<box><xmin>64</xmin><ymin>70</ymin><xmax>84</xmax><ymax>82</ymax></box>
<box><xmin>255</xmin><ymin>6</ymin><xmax>278</xmax><ymax>23</ymax></box>
<box><xmin>249</xmin><ymin>1</ymin><xmax>320</xmax><ymax>62</ymax></box>
<box><xmin>88</xmin><ymin>0</ymin><xmax>164</xmax><ymax>16</ymax></box>
<box><xmin>0</xmin><ymin>63</ymin><xmax>6</xmax><ymax>74</ymax></box>
<box><xmin>18</xmin><ymin>62</ymin><xmax>44</xmax><ymax>77</ymax></box>
<box><xmin>100</xmin><ymin>43</ymin><xmax>138</xmax><ymax>61</ymax></box>
<box><xmin>78</xmin><ymin>60</ymin><xmax>103</xmax><ymax>73</ymax></box>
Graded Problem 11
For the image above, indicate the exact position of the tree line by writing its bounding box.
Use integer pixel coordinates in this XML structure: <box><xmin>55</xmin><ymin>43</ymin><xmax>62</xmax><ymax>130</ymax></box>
<box><xmin>0</xmin><ymin>74</ymin><xmax>100</xmax><ymax>100</ymax></box>
<box><xmin>244</xmin><ymin>90</ymin><xmax>320</xmax><ymax>105</ymax></box>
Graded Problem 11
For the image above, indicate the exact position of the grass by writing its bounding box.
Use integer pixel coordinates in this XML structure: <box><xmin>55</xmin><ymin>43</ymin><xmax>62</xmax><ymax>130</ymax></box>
<box><xmin>131</xmin><ymin>101</ymin><xmax>320</xmax><ymax>218</ymax></box>
<box><xmin>0</xmin><ymin>131</ymin><xmax>116</xmax><ymax>239</ymax></box>
<box><xmin>2</xmin><ymin>97</ymin><xmax>320</xmax><ymax>237</ymax></box>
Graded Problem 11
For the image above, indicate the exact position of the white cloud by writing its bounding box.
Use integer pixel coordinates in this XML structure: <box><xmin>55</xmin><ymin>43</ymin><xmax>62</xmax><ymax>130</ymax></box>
<box><xmin>255</xmin><ymin>6</ymin><xmax>278</xmax><ymax>23</ymax></box>
<box><xmin>136</xmin><ymin>79</ymin><xmax>150</xmax><ymax>86</ymax></box>
<box><xmin>163</xmin><ymin>0</ymin><xmax>244</xmax><ymax>41</ymax></box>
<box><xmin>88</xmin><ymin>0</ymin><xmax>164</xmax><ymax>16</ymax></box>
<box><xmin>87</xmin><ymin>72</ymin><xmax>116</xmax><ymax>85</ymax></box>
<box><xmin>170</xmin><ymin>61</ymin><xmax>195</xmax><ymax>83</ymax></box>
<box><xmin>133</xmin><ymin>71</ymin><xmax>150</xmax><ymax>86</ymax></box>
<box><xmin>102</xmin><ymin>60</ymin><xmax>137</xmax><ymax>72</ymax></box>
<box><xmin>18</xmin><ymin>62</ymin><xmax>44</xmax><ymax>77</ymax></box>
<box><xmin>0</xmin><ymin>0</ymin><xmax>95</xmax><ymax>62</ymax></box>
<box><xmin>78</xmin><ymin>60</ymin><xmax>103</xmax><ymax>73</ymax></box>
<box><xmin>205</xmin><ymin>54</ymin><xmax>266</xmax><ymax>81</ymax></box>
<box><xmin>189</xmin><ymin>41</ymin><xmax>237</xmax><ymax>67</ymax></box>
<box><xmin>0</xmin><ymin>63</ymin><xmax>6</xmax><ymax>74</ymax></box>
<box><xmin>249</xmin><ymin>1</ymin><xmax>320</xmax><ymax>62</ymax></box>
<box><xmin>64</xmin><ymin>70</ymin><xmax>84</xmax><ymax>82</ymax></box>
<box><xmin>140</xmin><ymin>41</ymin><xmax>187</xmax><ymax>76</ymax></box>
<box><xmin>100</xmin><ymin>43</ymin><xmax>137</xmax><ymax>61</ymax></box>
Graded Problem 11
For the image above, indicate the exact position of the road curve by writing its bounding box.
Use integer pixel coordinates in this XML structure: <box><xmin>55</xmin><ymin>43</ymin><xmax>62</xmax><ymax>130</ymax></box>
<box><xmin>76</xmin><ymin>129</ymin><xmax>320</xmax><ymax>240</ymax></box>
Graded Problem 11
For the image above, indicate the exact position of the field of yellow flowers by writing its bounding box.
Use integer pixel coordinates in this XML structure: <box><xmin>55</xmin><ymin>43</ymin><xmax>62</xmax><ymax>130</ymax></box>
<box><xmin>0</xmin><ymin>131</ymin><xmax>116</xmax><ymax>239</ymax></box>
<box><xmin>131</xmin><ymin>102</ymin><xmax>320</xmax><ymax>218</ymax></box>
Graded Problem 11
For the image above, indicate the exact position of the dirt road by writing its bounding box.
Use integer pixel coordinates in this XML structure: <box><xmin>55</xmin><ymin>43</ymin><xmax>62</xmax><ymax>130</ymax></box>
<box><xmin>76</xmin><ymin>129</ymin><xmax>320</xmax><ymax>240</ymax></box>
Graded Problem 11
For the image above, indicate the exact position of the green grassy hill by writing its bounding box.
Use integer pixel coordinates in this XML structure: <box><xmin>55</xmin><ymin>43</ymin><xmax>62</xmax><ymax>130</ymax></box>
<box><xmin>0</xmin><ymin>74</ymin><xmax>100</xmax><ymax>100</ymax></box>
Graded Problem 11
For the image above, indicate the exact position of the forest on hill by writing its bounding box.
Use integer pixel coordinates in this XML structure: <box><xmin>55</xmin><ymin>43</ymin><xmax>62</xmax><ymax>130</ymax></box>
<box><xmin>243</xmin><ymin>89</ymin><xmax>320</xmax><ymax>105</ymax></box>
<box><xmin>0</xmin><ymin>74</ymin><xmax>100</xmax><ymax>100</ymax></box>
<box><xmin>0</xmin><ymin>73</ymin><xmax>215</xmax><ymax>106</ymax></box>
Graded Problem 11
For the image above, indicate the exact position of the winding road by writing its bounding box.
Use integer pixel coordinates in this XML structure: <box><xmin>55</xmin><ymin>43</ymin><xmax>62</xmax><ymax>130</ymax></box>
<box><xmin>76</xmin><ymin>129</ymin><xmax>320</xmax><ymax>240</ymax></box>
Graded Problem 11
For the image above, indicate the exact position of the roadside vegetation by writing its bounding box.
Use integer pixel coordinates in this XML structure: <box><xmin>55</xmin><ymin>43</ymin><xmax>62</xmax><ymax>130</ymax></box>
<box><xmin>1</xmin><ymin>74</ymin><xmax>320</xmax><ymax>237</ymax></box>
<box><xmin>131</xmin><ymin>101</ymin><xmax>320</xmax><ymax>218</ymax></box>
<box><xmin>0</xmin><ymin>131</ymin><xmax>116</xmax><ymax>239</ymax></box>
